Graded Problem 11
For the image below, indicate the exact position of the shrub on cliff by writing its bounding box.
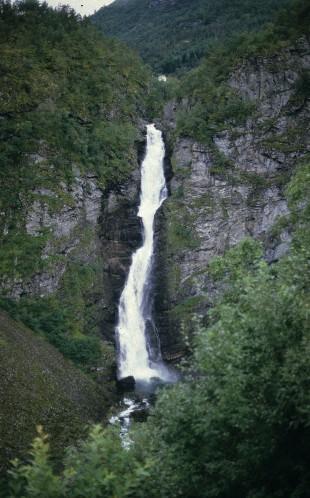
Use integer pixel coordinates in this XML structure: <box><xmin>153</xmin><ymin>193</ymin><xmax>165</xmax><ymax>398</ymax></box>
<box><xmin>176</xmin><ymin>0</ymin><xmax>310</xmax><ymax>142</ymax></box>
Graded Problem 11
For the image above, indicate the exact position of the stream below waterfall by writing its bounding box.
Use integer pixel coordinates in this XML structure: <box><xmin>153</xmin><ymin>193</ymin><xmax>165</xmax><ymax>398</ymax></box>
<box><xmin>111</xmin><ymin>124</ymin><xmax>177</xmax><ymax>444</ymax></box>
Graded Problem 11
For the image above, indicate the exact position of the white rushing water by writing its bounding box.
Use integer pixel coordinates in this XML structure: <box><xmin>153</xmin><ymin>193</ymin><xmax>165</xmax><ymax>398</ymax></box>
<box><xmin>110</xmin><ymin>397</ymin><xmax>150</xmax><ymax>449</ymax></box>
<box><xmin>116</xmin><ymin>124</ymin><xmax>170</xmax><ymax>382</ymax></box>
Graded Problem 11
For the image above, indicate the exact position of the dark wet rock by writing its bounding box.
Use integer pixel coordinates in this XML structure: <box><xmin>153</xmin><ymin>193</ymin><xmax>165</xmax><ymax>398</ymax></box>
<box><xmin>131</xmin><ymin>405</ymin><xmax>149</xmax><ymax>423</ymax></box>
<box><xmin>100</xmin><ymin>163</ymin><xmax>143</xmax><ymax>341</ymax></box>
<box><xmin>117</xmin><ymin>376</ymin><xmax>136</xmax><ymax>392</ymax></box>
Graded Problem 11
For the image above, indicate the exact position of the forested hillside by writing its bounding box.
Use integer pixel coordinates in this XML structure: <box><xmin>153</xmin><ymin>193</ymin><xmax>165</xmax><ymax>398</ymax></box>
<box><xmin>0</xmin><ymin>0</ymin><xmax>150</xmax><ymax>486</ymax></box>
<box><xmin>0</xmin><ymin>0</ymin><xmax>151</xmax><ymax>369</ymax></box>
<box><xmin>1</xmin><ymin>0</ymin><xmax>309</xmax><ymax>497</ymax></box>
<box><xmin>93</xmin><ymin>0</ymin><xmax>291</xmax><ymax>73</ymax></box>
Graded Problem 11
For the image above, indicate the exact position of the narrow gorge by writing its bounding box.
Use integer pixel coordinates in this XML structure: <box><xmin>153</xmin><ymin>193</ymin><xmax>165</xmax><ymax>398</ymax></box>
<box><xmin>0</xmin><ymin>1</ymin><xmax>309</xmax><ymax>496</ymax></box>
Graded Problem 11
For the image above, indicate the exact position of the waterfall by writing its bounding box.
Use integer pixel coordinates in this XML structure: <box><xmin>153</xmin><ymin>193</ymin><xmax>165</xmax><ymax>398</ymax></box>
<box><xmin>116</xmin><ymin>124</ymin><xmax>170</xmax><ymax>382</ymax></box>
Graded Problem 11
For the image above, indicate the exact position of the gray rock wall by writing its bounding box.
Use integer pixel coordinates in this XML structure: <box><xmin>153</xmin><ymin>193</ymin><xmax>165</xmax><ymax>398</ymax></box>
<box><xmin>99</xmin><ymin>165</ymin><xmax>143</xmax><ymax>340</ymax></box>
<box><xmin>1</xmin><ymin>135</ymin><xmax>146</xmax><ymax>344</ymax></box>
<box><xmin>154</xmin><ymin>38</ymin><xmax>310</xmax><ymax>357</ymax></box>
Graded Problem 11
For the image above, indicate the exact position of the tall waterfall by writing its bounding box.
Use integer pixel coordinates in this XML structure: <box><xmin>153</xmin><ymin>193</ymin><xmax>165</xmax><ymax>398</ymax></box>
<box><xmin>116</xmin><ymin>124</ymin><xmax>170</xmax><ymax>382</ymax></box>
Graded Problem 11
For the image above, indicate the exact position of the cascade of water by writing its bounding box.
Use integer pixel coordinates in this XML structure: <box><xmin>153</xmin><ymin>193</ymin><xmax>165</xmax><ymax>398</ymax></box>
<box><xmin>116</xmin><ymin>124</ymin><xmax>170</xmax><ymax>382</ymax></box>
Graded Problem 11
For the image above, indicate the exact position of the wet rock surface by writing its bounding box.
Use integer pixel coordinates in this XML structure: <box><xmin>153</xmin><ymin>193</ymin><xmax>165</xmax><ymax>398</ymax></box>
<box><xmin>116</xmin><ymin>376</ymin><xmax>136</xmax><ymax>392</ymax></box>
<box><xmin>100</xmin><ymin>164</ymin><xmax>143</xmax><ymax>341</ymax></box>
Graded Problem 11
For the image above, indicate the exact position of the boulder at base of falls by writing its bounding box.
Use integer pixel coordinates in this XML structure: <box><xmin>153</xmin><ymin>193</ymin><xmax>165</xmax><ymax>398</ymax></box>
<box><xmin>117</xmin><ymin>376</ymin><xmax>136</xmax><ymax>392</ymax></box>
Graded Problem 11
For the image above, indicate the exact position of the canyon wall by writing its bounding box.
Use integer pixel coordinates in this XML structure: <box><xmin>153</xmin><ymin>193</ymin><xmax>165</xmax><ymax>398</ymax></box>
<box><xmin>155</xmin><ymin>38</ymin><xmax>310</xmax><ymax>357</ymax></box>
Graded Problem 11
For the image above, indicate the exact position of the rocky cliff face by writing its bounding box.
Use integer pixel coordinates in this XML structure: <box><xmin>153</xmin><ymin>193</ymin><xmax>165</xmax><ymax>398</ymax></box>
<box><xmin>155</xmin><ymin>37</ymin><xmax>310</xmax><ymax>356</ymax></box>
<box><xmin>1</xmin><ymin>136</ymin><xmax>145</xmax><ymax>347</ymax></box>
<box><xmin>5</xmin><ymin>170</ymin><xmax>103</xmax><ymax>299</ymax></box>
<box><xmin>2</xmin><ymin>37</ymin><xmax>308</xmax><ymax>367</ymax></box>
<box><xmin>100</xmin><ymin>159</ymin><xmax>143</xmax><ymax>340</ymax></box>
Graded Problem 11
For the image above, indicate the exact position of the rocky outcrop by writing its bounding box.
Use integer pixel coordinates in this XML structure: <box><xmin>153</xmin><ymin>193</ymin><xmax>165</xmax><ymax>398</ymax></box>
<box><xmin>5</xmin><ymin>170</ymin><xmax>103</xmax><ymax>299</ymax></box>
<box><xmin>99</xmin><ymin>164</ymin><xmax>142</xmax><ymax>340</ymax></box>
<box><xmin>155</xmin><ymin>38</ymin><xmax>310</xmax><ymax>354</ymax></box>
<box><xmin>1</xmin><ymin>135</ymin><xmax>146</xmax><ymax>345</ymax></box>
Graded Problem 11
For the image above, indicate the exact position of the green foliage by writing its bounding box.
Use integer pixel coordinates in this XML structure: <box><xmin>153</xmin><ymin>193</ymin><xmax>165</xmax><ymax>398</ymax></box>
<box><xmin>61</xmin><ymin>426</ymin><xmax>131</xmax><ymax>498</ymax></box>
<box><xmin>285</xmin><ymin>161</ymin><xmax>310</xmax><ymax>249</ymax></box>
<box><xmin>131</xmin><ymin>162</ymin><xmax>310</xmax><ymax>498</ymax></box>
<box><xmin>0</xmin><ymin>310</ymin><xmax>111</xmax><ymax>489</ymax></box>
<box><xmin>139</xmin><ymin>244</ymin><xmax>309</xmax><ymax>498</ymax></box>
<box><xmin>289</xmin><ymin>69</ymin><xmax>310</xmax><ymax>107</ymax></box>
<box><xmin>165</xmin><ymin>199</ymin><xmax>199</xmax><ymax>252</ymax></box>
<box><xmin>9</xmin><ymin>425</ymin><xmax>142</xmax><ymax>498</ymax></box>
<box><xmin>208</xmin><ymin>238</ymin><xmax>264</xmax><ymax>282</ymax></box>
<box><xmin>0</xmin><ymin>255</ymin><xmax>108</xmax><ymax>369</ymax></box>
<box><xmin>286</xmin><ymin>161</ymin><xmax>310</xmax><ymax>209</ymax></box>
<box><xmin>8</xmin><ymin>142</ymin><xmax>310</xmax><ymax>498</ymax></box>
<box><xmin>0</xmin><ymin>229</ymin><xmax>50</xmax><ymax>281</ymax></box>
<box><xmin>145</xmin><ymin>76</ymin><xmax>179</xmax><ymax>119</ymax></box>
<box><xmin>3</xmin><ymin>2</ymin><xmax>310</xmax><ymax>496</ymax></box>
<box><xmin>0</xmin><ymin>0</ymin><xmax>150</xmax><ymax>283</ymax></box>
<box><xmin>175</xmin><ymin>0</ymin><xmax>309</xmax><ymax>143</ymax></box>
<box><xmin>0</xmin><ymin>0</ymin><xmax>151</xmax><ymax>371</ymax></box>
<box><xmin>93</xmin><ymin>0</ymin><xmax>293</xmax><ymax>74</ymax></box>
<box><xmin>0</xmin><ymin>293</ymin><xmax>101</xmax><ymax>369</ymax></box>
<box><xmin>9</xmin><ymin>427</ymin><xmax>62</xmax><ymax>498</ymax></box>
<box><xmin>177</xmin><ymin>86</ymin><xmax>255</xmax><ymax>143</ymax></box>
<box><xmin>170</xmin><ymin>295</ymin><xmax>204</xmax><ymax>318</ymax></box>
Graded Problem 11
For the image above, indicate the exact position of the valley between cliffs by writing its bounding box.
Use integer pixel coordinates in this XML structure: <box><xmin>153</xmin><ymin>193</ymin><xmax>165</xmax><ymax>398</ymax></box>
<box><xmin>0</xmin><ymin>2</ymin><xmax>309</xmax><ymax>495</ymax></box>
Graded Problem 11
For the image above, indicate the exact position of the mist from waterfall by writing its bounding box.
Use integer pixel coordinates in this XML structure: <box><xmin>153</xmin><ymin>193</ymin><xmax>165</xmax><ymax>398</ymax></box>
<box><xmin>116</xmin><ymin>124</ymin><xmax>171</xmax><ymax>382</ymax></box>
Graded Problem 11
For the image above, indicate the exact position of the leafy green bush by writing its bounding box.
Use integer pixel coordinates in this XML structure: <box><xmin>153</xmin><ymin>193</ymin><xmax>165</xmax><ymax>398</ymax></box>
<box><xmin>0</xmin><ymin>296</ymin><xmax>101</xmax><ymax>368</ymax></box>
<box><xmin>0</xmin><ymin>255</ymin><xmax>108</xmax><ymax>369</ymax></box>
<box><xmin>9</xmin><ymin>426</ymin><xmax>138</xmax><ymax>498</ymax></box>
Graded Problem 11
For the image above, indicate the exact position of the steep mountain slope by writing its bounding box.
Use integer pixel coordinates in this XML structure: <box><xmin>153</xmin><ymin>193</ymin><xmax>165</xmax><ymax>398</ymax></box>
<box><xmin>92</xmin><ymin>0</ymin><xmax>291</xmax><ymax>73</ymax></box>
<box><xmin>154</xmin><ymin>0</ymin><xmax>310</xmax><ymax>355</ymax></box>
<box><xmin>0</xmin><ymin>0</ymin><xmax>150</xmax><ymax>370</ymax></box>
<box><xmin>0</xmin><ymin>310</ymin><xmax>113</xmax><ymax>477</ymax></box>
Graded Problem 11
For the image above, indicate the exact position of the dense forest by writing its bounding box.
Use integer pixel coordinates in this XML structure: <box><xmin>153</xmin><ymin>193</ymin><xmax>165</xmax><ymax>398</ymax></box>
<box><xmin>93</xmin><ymin>0</ymin><xmax>292</xmax><ymax>73</ymax></box>
<box><xmin>0</xmin><ymin>0</ymin><xmax>309</xmax><ymax>497</ymax></box>
<box><xmin>0</xmin><ymin>0</ymin><xmax>151</xmax><ymax>368</ymax></box>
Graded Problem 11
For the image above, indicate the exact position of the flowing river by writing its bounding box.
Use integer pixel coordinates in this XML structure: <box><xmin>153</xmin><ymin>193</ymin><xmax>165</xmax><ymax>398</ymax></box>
<box><xmin>111</xmin><ymin>124</ymin><xmax>175</xmax><ymax>443</ymax></box>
